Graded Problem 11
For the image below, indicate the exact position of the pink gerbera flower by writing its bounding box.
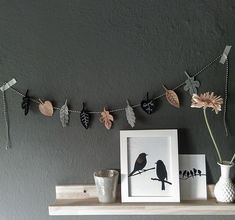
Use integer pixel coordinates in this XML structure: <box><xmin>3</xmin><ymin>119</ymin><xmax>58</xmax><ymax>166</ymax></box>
<box><xmin>191</xmin><ymin>92</ymin><xmax>223</xmax><ymax>114</ymax></box>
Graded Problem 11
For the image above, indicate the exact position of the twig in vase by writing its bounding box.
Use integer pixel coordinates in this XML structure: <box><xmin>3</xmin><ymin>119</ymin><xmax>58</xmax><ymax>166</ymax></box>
<box><xmin>230</xmin><ymin>153</ymin><xmax>235</xmax><ymax>164</ymax></box>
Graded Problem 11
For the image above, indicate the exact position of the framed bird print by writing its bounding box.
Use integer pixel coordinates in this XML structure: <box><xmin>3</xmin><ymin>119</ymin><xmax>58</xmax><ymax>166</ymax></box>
<box><xmin>120</xmin><ymin>129</ymin><xmax>180</xmax><ymax>202</ymax></box>
<box><xmin>179</xmin><ymin>154</ymin><xmax>207</xmax><ymax>200</ymax></box>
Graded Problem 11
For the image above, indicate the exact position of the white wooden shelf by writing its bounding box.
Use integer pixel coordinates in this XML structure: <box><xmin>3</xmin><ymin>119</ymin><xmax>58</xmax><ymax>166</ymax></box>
<box><xmin>48</xmin><ymin>185</ymin><xmax>235</xmax><ymax>216</ymax></box>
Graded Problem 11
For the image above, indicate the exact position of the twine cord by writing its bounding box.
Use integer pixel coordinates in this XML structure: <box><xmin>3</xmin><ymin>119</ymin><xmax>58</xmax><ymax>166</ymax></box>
<box><xmin>0</xmin><ymin>52</ymin><xmax>230</xmax><ymax>151</ymax></box>
<box><xmin>223</xmin><ymin>58</ymin><xmax>229</xmax><ymax>136</ymax></box>
<box><xmin>1</xmin><ymin>87</ymin><xmax>10</xmax><ymax>149</ymax></box>
<box><xmin>6</xmin><ymin>55</ymin><xmax>221</xmax><ymax>114</ymax></box>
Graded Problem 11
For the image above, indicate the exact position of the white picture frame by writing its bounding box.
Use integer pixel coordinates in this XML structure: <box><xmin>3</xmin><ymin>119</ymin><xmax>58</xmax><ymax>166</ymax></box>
<box><xmin>120</xmin><ymin>129</ymin><xmax>180</xmax><ymax>202</ymax></box>
<box><xmin>179</xmin><ymin>154</ymin><xmax>207</xmax><ymax>200</ymax></box>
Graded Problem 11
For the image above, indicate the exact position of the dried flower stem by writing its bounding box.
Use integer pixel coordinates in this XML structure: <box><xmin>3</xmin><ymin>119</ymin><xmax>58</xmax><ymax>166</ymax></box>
<box><xmin>203</xmin><ymin>108</ymin><xmax>222</xmax><ymax>163</ymax></box>
<box><xmin>230</xmin><ymin>153</ymin><xmax>235</xmax><ymax>164</ymax></box>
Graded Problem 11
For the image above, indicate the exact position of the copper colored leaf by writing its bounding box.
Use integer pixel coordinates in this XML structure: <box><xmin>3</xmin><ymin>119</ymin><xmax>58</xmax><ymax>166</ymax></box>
<box><xmin>99</xmin><ymin>108</ymin><xmax>114</xmax><ymax>130</ymax></box>
<box><xmin>163</xmin><ymin>85</ymin><xmax>180</xmax><ymax>108</ymax></box>
<box><xmin>39</xmin><ymin>99</ymin><xmax>54</xmax><ymax>116</ymax></box>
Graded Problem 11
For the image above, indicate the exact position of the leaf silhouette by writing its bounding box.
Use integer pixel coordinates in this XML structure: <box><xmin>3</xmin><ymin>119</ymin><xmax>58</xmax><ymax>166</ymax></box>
<box><xmin>80</xmin><ymin>103</ymin><xmax>90</xmax><ymax>129</ymax></box>
<box><xmin>184</xmin><ymin>71</ymin><xmax>200</xmax><ymax>95</ymax></box>
<box><xmin>125</xmin><ymin>100</ymin><xmax>136</xmax><ymax>128</ymax></box>
<box><xmin>163</xmin><ymin>85</ymin><xmax>180</xmax><ymax>108</ymax></box>
<box><xmin>60</xmin><ymin>100</ymin><xmax>69</xmax><ymax>127</ymax></box>
<box><xmin>21</xmin><ymin>90</ymin><xmax>30</xmax><ymax>115</ymax></box>
<box><xmin>99</xmin><ymin>108</ymin><xmax>114</xmax><ymax>130</ymax></box>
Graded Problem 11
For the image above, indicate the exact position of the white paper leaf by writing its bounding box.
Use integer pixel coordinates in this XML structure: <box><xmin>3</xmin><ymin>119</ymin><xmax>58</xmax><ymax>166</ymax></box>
<box><xmin>125</xmin><ymin>100</ymin><xmax>136</xmax><ymax>128</ymax></box>
<box><xmin>60</xmin><ymin>100</ymin><xmax>69</xmax><ymax>127</ymax></box>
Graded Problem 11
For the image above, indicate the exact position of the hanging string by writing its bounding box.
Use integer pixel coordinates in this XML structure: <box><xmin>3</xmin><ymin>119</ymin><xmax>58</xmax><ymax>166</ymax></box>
<box><xmin>115</xmin><ymin>55</ymin><xmax>222</xmax><ymax>110</ymax></box>
<box><xmin>6</xmin><ymin>54</ymin><xmax>223</xmax><ymax>114</ymax></box>
<box><xmin>223</xmin><ymin>58</ymin><xmax>229</xmax><ymax>136</ymax></box>
<box><xmin>0</xmin><ymin>50</ymin><xmax>230</xmax><ymax>152</ymax></box>
<box><xmin>1</xmin><ymin>86</ymin><xmax>10</xmax><ymax>149</ymax></box>
<box><xmin>9</xmin><ymin>87</ymin><xmax>40</xmax><ymax>104</ymax></box>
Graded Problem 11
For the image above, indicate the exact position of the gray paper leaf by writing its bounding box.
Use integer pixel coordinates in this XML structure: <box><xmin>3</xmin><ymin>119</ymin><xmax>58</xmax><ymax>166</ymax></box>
<box><xmin>184</xmin><ymin>71</ymin><xmax>200</xmax><ymax>95</ymax></box>
<box><xmin>60</xmin><ymin>100</ymin><xmax>69</xmax><ymax>127</ymax></box>
<box><xmin>125</xmin><ymin>100</ymin><xmax>136</xmax><ymax>128</ymax></box>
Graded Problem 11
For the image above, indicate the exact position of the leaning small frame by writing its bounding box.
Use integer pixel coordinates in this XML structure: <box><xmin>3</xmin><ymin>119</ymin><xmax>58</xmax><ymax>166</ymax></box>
<box><xmin>120</xmin><ymin>129</ymin><xmax>180</xmax><ymax>202</ymax></box>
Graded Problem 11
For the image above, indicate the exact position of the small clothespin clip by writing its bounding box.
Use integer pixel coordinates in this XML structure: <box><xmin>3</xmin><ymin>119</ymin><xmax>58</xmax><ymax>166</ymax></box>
<box><xmin>220</xmin><ymin>45</ymin><xmax>232</xmax><ymax>64</ymax></box>
<box><xmin>0</xmin><ymin>78</ymin><xmax>17</xmax><ymax>92</ymax></box>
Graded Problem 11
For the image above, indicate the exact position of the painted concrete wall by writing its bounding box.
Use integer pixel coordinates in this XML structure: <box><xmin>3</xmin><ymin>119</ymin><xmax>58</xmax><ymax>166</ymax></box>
<box><xmin>0</xmin><ymin>0</ymin><xmax>234</xmax><ymax>219</ymax></box>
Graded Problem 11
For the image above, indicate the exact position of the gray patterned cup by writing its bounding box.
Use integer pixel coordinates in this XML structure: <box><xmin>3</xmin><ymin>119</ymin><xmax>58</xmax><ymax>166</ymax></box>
<box><xmin>94</xmin><ymin>169</ymin><xmax>119</xmax><ymax>203</ymax></box>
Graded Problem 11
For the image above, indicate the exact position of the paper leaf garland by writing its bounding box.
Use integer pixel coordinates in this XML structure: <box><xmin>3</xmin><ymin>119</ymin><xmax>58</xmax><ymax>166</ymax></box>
<box><xmin>21</xmin><ymin>90</ymin><xmax>30</xmax><ymax>115</ymax></box>
<box><xmin>163</xmin><ymin>85</ymin><xmax>180</xmax><ymax>108</ymax></box>
<box><xmin>39</xmin><ymin>99</ymin><xmax>54</xmax><ymax>116</ymax></box>
<box><xmin>99</xmin><ymin>108</ymin><xmax>114</xmax><ymax>130</ymax></box>
<box><xmin>125</xmin><ymin>100</ymin><xmax>136</xmax><ymax>127</ymax></box>
<box><xmin>60</xmin><ymin>100</ymin><xmax>69</xmax><ymax>127</ymax></box>
<box><xmin>80</xmin><ymin>103</ymin><xmax>90</xmax><ymax>129</ymax></box>
<box><xmin>141</xmin><ymin>92</ymin><xmax>156</xmax><ymax>114</ymax></box>
<box><xmin>184</xmin><ymin>71</ymin><xmax>200</xmax><ymax>95</ymax></box>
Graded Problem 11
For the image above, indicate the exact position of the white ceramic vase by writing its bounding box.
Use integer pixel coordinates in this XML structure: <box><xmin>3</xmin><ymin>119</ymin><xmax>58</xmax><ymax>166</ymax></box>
<box><xmin>214</xmin><ymin>161</ymin><xmax>235</xmax><ymax>203</ymax></box>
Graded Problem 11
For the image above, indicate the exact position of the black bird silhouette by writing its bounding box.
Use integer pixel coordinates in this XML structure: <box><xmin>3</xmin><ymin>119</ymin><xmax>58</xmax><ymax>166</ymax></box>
<box><xmin>156</xmin><ymin>160</ymin><xmax>168</xmax><ymax>190</ymax></box>
<box><xmin>182</xmin><ymin>170</ymin><xmax>187</xmax><ymax>178</ymax></box>
<box><xmin>187</xmin><ymin>171</ymin><xmax>190</xmax><ymax>178</ymax></box>
<box><xmin>179</xmin><ymin>170</ymin><xmax>182</xmax><ymax>176</ymax></box>
<box><xmin>198</xmin><ymin>169</ymin><xmax>202</xmax><ymax>176</ymax></box>
<box><xmin>190</xmin><ymin>170</ymin><xmax>194</xmax><ymax>178</ymax></box>
<box><xmin>128</xmin><ymin>153</ymin><xmax>147</xmax><ymax>177</ymax></box>
<box><xmin>193</xmin><ymin>168</ymin><xmax>197</xmax><ymax>176</ymax></box>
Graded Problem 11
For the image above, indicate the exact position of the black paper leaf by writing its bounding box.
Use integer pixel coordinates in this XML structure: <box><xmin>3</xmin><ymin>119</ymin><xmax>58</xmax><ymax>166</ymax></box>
<box><xmin>60</xmin><ymin>100</ymin><xmax>69</xmax><ymax>127</ymax></box>
<box><xmin>141</xmin><ymin>92</ymin><xmax>156</xmax><ymax>114</ymax></box>
<box><xmin>80</xmin><ymin>103</ymin><xmax>90</xmax><ymax>129</ymax></box>
<box><xmin>184</xmin><ymin>71</ymin><xmax>200</xmax><ymax>95</ymax></box>
<box><xmin>21</xmin><ymin>90</ymin><xmax>30</xmax><ymax>115</ymax></box>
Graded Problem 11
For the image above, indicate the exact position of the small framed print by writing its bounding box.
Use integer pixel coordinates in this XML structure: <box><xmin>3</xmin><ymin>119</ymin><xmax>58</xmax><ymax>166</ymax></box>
<box><xmin>120</xmin><ymin>130</ymin><xmax>180</xmax><ymax>202</ymax></box>
<box><xmin>179</xmin><ymin>154</ymin><xmax>207</xmax><ymax>200</ymax></box>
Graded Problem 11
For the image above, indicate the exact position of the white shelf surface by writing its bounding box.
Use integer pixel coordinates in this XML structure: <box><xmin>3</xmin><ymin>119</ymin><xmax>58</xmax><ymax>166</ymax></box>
<box><xmin>48</xmin><ymin>185</ymin><xmax>235</xmax><ymax>216</ymax></box>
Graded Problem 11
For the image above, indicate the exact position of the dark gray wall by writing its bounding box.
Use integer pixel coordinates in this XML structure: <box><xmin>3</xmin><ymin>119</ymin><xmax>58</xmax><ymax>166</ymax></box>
<box><xmin>0</xmin><ymin>0</ymin><xmax>234</xmax><ymax>219</ymax></box>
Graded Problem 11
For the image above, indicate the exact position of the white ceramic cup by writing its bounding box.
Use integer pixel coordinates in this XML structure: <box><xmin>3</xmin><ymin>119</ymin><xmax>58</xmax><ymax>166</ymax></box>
<box><xmin>94</xmin><ymin>169</ymin><xmax>119</xmax><ymax>203</ymax></box>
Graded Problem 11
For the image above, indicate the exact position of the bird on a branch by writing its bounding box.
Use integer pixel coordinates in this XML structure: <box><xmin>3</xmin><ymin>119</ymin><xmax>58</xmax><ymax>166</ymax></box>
<box><xmin>128</xmin><ymin>153</ymin><xmax>147</xmax><ymax>177</ymax></box>
<box><xmin>155</xmin><ymin>160</ymin><xmax>168</xmax><ymax>190</ymax></box>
